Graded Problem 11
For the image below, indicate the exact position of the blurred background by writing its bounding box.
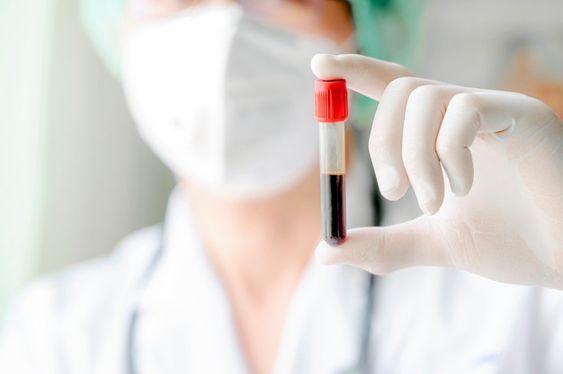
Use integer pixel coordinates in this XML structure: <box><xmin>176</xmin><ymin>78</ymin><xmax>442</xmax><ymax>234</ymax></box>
<box><xmin>0</xmin><ymin>0</ymin><xmax>174</xmax><ymax>315</ymax></box>
<box><xmin>1</xmin><ymin>0</ymin><xmax>562</xmax><ymax>317</ymax></box>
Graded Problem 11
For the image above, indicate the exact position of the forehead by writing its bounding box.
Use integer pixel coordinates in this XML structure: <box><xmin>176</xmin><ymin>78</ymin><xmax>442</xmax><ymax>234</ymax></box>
<box><xmin>127</xmin><ymin>0</ymin><xmax>347</xmax><ymax>18</ymax></box>
<box><xmin>124</xmin><ymin>0</ymin><xmax>354</xmax><ymax>44</ymax></box>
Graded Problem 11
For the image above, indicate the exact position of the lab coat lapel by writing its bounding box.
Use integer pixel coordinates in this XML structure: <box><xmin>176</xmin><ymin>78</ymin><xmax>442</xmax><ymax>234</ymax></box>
<box><xmin>133</xmin><ymin>189</ymin><xmax>248</xmax><ymax>373</ymax></box>
<box><xmin>273</xmin><ymin>262</ymin><xmax>369</xmax><ymax>374</ymax></box>
<box><xmin>92</xmin><ymin>298</ymin><xmax>137</xmax><ymax>374</ymax></box>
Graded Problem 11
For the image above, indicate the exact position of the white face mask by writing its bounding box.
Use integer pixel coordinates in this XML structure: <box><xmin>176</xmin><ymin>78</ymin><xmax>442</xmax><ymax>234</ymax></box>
<box><xmin>123</xmin><ymin>4</ymin><xmax>344</xmax><ymax>199</ymax></box>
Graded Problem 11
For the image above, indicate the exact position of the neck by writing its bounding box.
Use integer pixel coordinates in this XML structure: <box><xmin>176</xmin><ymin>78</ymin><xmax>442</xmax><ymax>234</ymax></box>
<box><xmin>181</xmin><ymin>169</ymin><xmax>321</xmax><ymax>298</ymax></box>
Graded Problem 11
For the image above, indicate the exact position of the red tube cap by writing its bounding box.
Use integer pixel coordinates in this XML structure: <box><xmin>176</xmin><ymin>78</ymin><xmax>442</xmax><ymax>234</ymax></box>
<box><xmin>315</xmin><ymin>79</ymin><xmax>348</xmax><ymax>123</ymax></box>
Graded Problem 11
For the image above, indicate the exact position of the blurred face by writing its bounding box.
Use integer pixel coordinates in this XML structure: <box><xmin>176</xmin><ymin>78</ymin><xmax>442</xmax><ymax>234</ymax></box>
<box><xmin>122</xmin><ymin>0</ymin><xmax>356</xmax><ymax>200</ymax></box>
<box><xmin>126</xmin><ymin>0</ymin><xmax>355</xmax><ymax>45</ymax></box>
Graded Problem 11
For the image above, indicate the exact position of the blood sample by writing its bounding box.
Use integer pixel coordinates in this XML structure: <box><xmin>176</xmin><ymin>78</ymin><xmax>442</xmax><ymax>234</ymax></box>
<box><xmin>315</xmin><ymin>79</ymin><xmax>348</xmax><ymax>246</ymax></box>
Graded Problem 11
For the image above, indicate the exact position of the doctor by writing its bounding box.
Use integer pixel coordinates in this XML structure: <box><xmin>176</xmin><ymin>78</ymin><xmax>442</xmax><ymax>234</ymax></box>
<box><xmin>1</xmin><ymin>0</ymin><xmax>563</xmax><ymax>373</ymax></box>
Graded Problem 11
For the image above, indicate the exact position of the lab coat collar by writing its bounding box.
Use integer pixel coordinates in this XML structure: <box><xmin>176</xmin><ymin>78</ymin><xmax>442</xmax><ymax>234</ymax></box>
<box><xmin>137</xmin><ymin>187</ymin><xmax>369</xmax><ymax>373</ymax></box>
<box><xmin>139</xmin><ymin>187</ymin><xmax>220</xmax><ymax>312</ymax></box>
<box><xmin>138</xmin><ymin>187</ymin><xmax>249</xmax><ymax>372</ymax></box>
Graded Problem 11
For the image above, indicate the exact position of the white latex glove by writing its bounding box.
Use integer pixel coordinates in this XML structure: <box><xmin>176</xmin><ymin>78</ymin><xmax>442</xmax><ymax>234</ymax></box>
<box><xmin>312</xmin><ymin>54</ymin><xmax>563</xmax><ymax>289</ymax></box>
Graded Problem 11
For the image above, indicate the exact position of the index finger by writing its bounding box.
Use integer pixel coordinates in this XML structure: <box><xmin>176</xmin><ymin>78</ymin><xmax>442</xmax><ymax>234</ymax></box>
<box><xmin>310</xmin><ymin>54</ymin><xmax>412</xmax><ymax>101</ymax></box>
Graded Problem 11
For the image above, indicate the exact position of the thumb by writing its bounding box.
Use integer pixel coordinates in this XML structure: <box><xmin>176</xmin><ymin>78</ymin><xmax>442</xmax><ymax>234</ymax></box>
<box><xmin>310</xmin><ymin>53</ymin><xmax>411</xmax><ymax>101</ymax></box>
<box><xmin>315</xmin><ymin>217</ymin><xmax>449</xmax><ymax>274</ymax></box>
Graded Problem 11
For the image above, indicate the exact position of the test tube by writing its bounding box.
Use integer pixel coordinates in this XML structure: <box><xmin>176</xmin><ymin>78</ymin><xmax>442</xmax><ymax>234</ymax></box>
<box><xmin>315</xmin><ymin>79</ymin><xmax>348</xmax><ymax>246</ymax></box>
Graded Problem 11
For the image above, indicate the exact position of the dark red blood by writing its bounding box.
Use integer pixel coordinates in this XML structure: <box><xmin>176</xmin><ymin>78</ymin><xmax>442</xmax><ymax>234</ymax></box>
<box><xmin>321</xmin><ymin>174</ymin><xmax>346</xmax><ymax>246</ymax></box>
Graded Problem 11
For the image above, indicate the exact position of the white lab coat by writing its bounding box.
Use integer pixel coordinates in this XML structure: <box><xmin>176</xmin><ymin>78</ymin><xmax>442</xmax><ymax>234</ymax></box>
<box><xmin>1</xmin><ymin>185</ymin><xmax>563</xmax><ymax>374</ymax></box>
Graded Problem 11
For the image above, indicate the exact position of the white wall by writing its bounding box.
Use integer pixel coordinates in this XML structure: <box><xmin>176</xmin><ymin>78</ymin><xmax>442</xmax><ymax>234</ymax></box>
<box><xmin>0</xmin><ymin>0</ymin><xmax>56</xmax><ymax>313</ymax></box>
<box><xmin>0</xmin><ymin>0</ymin><xmax>174</xmax><ymax>312</ymax></box>
<box><xmin>38</xmin><ymin>0</ymin><xmax>174</xmax><ymax>273</ymax></box>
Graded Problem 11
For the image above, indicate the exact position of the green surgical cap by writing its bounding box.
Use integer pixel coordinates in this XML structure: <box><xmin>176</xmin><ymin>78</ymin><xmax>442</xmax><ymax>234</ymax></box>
<box><xmin>80</xmin><ymin>0</ymin><xmax>125</xmax><ymax>79</ymax></box>
<box><xmin>351</xmin><ymin>0</ymin><xmax>423</xmax><ymax>66</ymax></box>
<box><xmin>349</xmin><ymin>0</ymin><xmax>424</xmax><ymax>127</ymax></box>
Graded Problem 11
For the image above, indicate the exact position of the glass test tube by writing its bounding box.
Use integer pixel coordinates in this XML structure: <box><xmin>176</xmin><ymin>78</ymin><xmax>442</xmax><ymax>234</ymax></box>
<box><xmin>315</xmin><ymin>79</ymin><xmax>348</xmax><ymax>246</ymax></box>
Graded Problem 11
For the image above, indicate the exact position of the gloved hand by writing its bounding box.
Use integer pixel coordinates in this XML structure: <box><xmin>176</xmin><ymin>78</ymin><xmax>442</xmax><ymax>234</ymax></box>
<box><xmin>312</xmin><ymin>54</ymin><xmax>563</xmax><ymax>289</ymax></box>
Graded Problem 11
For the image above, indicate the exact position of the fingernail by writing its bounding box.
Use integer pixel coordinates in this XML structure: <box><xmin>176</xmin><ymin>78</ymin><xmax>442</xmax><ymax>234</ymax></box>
<box><xmin>412</xmin><ymin>179</ymin><xmax>438</xmax><ymax>215</ymax></box>
<box><xmin>377</xmin><ymin>166</ymin><xmax>401</xmax><ymax>199</ymax></box>
<box><xmin>450</xmin><ymin>179</ymin><xmax>465</xmax><ymax>196</ymax></box>
<box><xmin>419</xmin><ymin>200</ymin><xmax>439</xmax><ymax>215</ymax></box>
<box><xmin>449</xmin><ymin>175</ymin><xmax>470</xmax><ymax>197</ymax></box>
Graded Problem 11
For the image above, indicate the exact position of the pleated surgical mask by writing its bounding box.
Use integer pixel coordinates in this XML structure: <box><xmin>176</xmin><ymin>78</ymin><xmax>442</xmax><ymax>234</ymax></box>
<box><xmin>123</xmin><ymin>4</ymin><xmax>343</xmax><ymax>199</ymax></box>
